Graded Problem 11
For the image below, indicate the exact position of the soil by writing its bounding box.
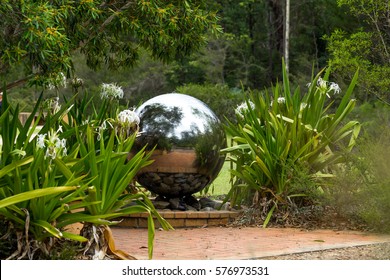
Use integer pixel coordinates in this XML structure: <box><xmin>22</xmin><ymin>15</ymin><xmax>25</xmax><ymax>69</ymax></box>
<box><xmin>259</xmin><ymin>242</ymin><xmax>390</xmax><ymax>260</ymax></box>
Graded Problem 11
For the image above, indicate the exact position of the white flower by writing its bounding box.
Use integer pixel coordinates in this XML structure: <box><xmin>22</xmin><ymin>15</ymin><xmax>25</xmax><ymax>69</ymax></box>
<box><xmin>118</xmin><ymin>109</ymin><xmax>140</xmax><ymax>125</ymax></box>
<box><xmin>235</xmin><ymin>101</ymin><xmax>255</xmax><ymax>117</ymax></box>
<box><xmin>37</xmin><ymin>134</ymin><xmax>46</xmax><ymax>149</ymax></box>
<box><xmin>317</xmin><ymin>77</ymin><xmax>328</xmax><ymax>90</ymax></box>
<box><xmin>44</xmin><ymin>97</ymin><xmax>61</xmax><ymax>114</ymax></box>
<box><xmin>71</xmin><ymin>77</ymin><xmax>84</xmax><ymax>88</ymax></box>
<box><xmin>100</xmin><ymin>83</ymin><xmax>124</xmax><ymax>100</ymax></box>
<box><xmin>329</xmin><ymin>82</ymin><xmax>341</xmax><ymax>94</ymax></box>
<box><xmin>114</xmin><ymin>109</ymin><xmax>140</xmax><ymax>138</ymax></box>
<box><xmin>96</xmin><ymin>120</ymin><xmax>108</xmax><ymax>141</ymax></box>
<box><xmin>309</xmin><ymin>76</ymin><xmax>342</xmax><ymax>98</ymax></box>
<box><xmin>270</xmin><ymin>97</ymin><xmax>286</xmax><ymax>107</ymax></box>
<box><xmin>36</xmin><ymin>129</ymin><xmax>67</xmax><ymax>160</ymax></box>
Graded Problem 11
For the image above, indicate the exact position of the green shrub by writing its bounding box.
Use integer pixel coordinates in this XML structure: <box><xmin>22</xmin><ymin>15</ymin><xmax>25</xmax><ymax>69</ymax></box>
<box><xmin>328</xmin><ymin>122</ymin><xmax>390</xmax><ymax>233</ymax></box>
<box><xmin>222</xmin><ymin>63</ymin><xmax>361</xmax><ymax>226</ymax></box>
<box><xmin>0</xmin><ymin>85</ymin><xmax>171</xmax><ymax>259</ymax></box>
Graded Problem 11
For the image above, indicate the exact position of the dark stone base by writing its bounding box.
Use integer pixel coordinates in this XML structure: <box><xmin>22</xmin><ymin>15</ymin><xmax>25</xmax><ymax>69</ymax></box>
<box><xmin>137</xmin><ymin>172</ymin><xmax>210</xmax><ymax>198</ymax></box>
<box><xmin>152</xmin><ymin>195</ymin><xmax>229</xmax><ymax>212</ymax></box>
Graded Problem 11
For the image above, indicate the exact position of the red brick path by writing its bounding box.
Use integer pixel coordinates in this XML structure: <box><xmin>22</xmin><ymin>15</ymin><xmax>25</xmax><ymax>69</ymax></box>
<box><xmin>111</xmin><ymin>226</ymin><xmax>390</xmax><ymax>260</ymax></box>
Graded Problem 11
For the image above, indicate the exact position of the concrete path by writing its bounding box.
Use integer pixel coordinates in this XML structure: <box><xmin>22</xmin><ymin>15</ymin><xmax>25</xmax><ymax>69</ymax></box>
<box><xmin>111</xmin><ymin>226</ymin><xmax>390</xmax><ymax>260</ymax></box>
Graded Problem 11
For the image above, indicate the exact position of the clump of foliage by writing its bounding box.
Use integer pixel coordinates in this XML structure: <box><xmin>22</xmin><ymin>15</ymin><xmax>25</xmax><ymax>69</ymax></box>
<box><xmin>0</xmin><ymin>84</ymin><xmax>171</xmax><ymax>260</ymax></box>
<box><xmin>324</xmin><ymin>0</ymin><xmax>390</xmax><ymax>103</ymax></box>
<box><xmin>326</xmin><ymin>103</ymin><xmax>390</xmax><ymax>233</ymax></box>
<box><xmin>222</xmin><ymin>63</ymin><xmax>360</xmax><ymax>227</ymax></box>
<box><xmin>0</xmin><ymin>0</ymin><xmax>221</xmax><ymax>91</ymax></box>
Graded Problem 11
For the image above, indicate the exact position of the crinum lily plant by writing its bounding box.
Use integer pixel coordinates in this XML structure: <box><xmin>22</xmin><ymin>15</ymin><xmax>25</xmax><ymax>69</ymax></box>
<box><xmin>223</xmin><ymin>64</ymin><xmax>361</xmax><ymax>227</ymax></box>
<box><xmin>0</xmin><ymin>84</ymin><xmax>171</xmax><ymax>260</ymax></box>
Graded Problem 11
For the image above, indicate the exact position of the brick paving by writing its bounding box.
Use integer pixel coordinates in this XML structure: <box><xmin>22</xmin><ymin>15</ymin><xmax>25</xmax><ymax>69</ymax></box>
<box><xmin>111</xmin><ymin>226</ymin><xmax>390</xmax><ymax>260</ymax></box>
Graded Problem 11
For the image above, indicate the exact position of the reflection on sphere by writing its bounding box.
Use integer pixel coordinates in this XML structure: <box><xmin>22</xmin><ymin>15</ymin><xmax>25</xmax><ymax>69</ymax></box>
<box><xmin>134</xmin><ymin>93</ymin><xmax>226</xmax><ymax>198</ymax></box>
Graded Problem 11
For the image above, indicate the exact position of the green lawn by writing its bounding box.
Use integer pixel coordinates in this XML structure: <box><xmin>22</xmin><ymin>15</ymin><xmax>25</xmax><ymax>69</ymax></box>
<box><xmin>206</xmin><ymin>161</ymin><xmax>232</xmax><ymax>196</ymax></box>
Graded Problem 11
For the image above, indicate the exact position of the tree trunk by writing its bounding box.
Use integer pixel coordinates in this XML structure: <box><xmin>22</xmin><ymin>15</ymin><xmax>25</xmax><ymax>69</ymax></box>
<box><xmin>284</xmin><ymin>0</ymin><xmax>290</xmax><ymax>73</ymax></box>
<box><xmin>267</xmin><ymin>0</ymin><xmax>284</xmax><ymax>81</ymax></box>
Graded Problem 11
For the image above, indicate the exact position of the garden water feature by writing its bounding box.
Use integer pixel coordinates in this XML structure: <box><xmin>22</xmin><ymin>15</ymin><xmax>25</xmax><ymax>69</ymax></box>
<box><xmin>121</xmin><ymin>93</ymin><xmax>239</xmax><ymax>227</ymax></box>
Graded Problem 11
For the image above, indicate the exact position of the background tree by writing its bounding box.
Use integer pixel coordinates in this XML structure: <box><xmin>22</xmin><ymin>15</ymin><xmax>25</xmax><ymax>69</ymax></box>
<box><xmin>0</xmin><ymin>0</ymin><xmax>221</xmax><ymax>91</ymax></box>
<box><xmin>182</xmin><ymin>0</ymin><xmax>357</xmax><ymax>89</ymax></box>
<box><xmin>325</xmin><ymin>0</ymin><xmax>390</xmax><ymax>103</ymax></box>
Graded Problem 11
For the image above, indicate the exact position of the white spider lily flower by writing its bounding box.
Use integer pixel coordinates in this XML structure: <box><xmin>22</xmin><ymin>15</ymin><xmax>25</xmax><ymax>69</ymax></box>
<box><xmin>114</xmin><ymin>109</ymin><xmax>140</xmax><ymax>138</ymax></box>
<box><xmin>317</xmin><ymin>77</ymin><xmax>328</xmax><ymax>90</ymax></box>
<box><xmin>270</xmin><ymin>97</ymin><xmax>286</xmax><ymax>107</ymax></box>
<box><xmin>58</xmin><ymin>72</ymin><xmax>67</xmax><ymax>88</ymax></box>
<box><xmin>52</xmin><ymin>97</ymin><xmax>61</xmax><ymax>114</ymax></box>
<box><xmin>36</xmin><ymin>129</ymin><xmax>67</xmax><ymax>160</ymax></box>
<box><xmin>308</xmin><ymin>76</ymin><xmax>342</xmax><ymax>98</ymax></box>
<box><xmin>44</xmin><ymin>97</ymin><xmax>61</xmax><ymax>114</ymax></box>
<box><xmin>100</xmin><ymin>83</ymin><xmax>124</xmax><ymax>100</ymax></box>
<box><xmin>118</xmin><ymin>109</ymin><xmax>140</xmax><ymax>125</ymax></box>
<box><xmin>328</xmin><ymin>82</ymin><xmax>341</xmax><ymax>94</ymax></box>
<box><xmin>235</xmin><ymin>101</ymin><xmax>255</xmax><ymax>117</ymax></box>
<box><xmin>36</xmin><ymin>134</ymin><xmax>46</xmax><ymax>149</ymax></box>
<box><xmin>71</xmin><ymin>77</ymin><xmax>84</xmax><ymax>88</ymax></box>
<box><xmin>96</xmin><ymin>120</ymin><xmax>108</xmax><ymax>141</ymax></box>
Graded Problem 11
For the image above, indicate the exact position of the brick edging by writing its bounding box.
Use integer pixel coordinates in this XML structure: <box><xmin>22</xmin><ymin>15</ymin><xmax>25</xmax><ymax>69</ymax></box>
<box><xmin>117</xmin><ymin>210</ymin><xmax>240</xmax><ymax>228</ymax></box>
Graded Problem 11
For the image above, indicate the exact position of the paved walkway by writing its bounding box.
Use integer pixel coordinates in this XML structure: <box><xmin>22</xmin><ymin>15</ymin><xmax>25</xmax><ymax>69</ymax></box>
<box><xmin>111</xmin><ymin>226</ymin><xmax>390</xmax><ymax>260</ymax></box>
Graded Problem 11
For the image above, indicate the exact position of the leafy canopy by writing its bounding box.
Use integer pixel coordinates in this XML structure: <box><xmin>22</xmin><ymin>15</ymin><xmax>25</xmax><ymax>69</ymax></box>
<box><xmin>0</xmin><ymin>0</ymin><xmax>221</xmax><ymax>89</ymax></box>
<box><xmin>324</xmin><ymin>0</ymin><xmax>390</xmax><ymax>102</ymax></box>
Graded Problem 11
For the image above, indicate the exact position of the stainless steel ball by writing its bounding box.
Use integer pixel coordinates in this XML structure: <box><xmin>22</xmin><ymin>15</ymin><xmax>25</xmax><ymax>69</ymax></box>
<box><xmin>134</xmin><ymin>93</ymin><xmax>226</xmax><ymax>198</ymax></box>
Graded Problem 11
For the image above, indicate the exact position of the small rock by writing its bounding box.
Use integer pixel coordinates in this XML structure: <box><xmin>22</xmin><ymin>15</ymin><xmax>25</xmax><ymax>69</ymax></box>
<box><xmin>153</xmin><ymin>200</ymin><xmax>170</xmax><ymax>209</ymax></box>
<box><xmin>150</xmin><ymin>172</ymin><xmax>161</xmax><ymax>182</ymax></box>
<box><xmin>199</xmin><ymin>197</ymin><xmax>217</xmax><ymax>208</ymax></box>
<box><xmin>186</xmin><ymin>205</ymin><xmax>198</xmax><ymax>211</ymax></box>
<box><xmin>184</xmin><ymin>195</ymin><xmax>201</xmax><ymax>210</ymax></box>
<box><xmin>162</xmin><ymin>176</ymin><xmax>174</xmax><ymax>185</ymax></box>
<box><xmin>169</xmin><ymin>197</ymin><xmax>181</xmax><ymax>209</ymax></box>
<box><xmin>169</xmin><ymin>197</ymin><xmax>186</xmax><ymax>210</ymax></box>
<box><xmin>201</xmin><ymin>207</ymin><xmax>216</xmax><ymax>212</ymax></box>
<box><xmin>220</xmin><ymin>202</ymin><xmax>231</xmax><ymax>210</ymax></box>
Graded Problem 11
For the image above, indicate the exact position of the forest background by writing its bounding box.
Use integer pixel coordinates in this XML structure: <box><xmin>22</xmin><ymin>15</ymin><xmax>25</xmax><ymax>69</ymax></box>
<box><xmin>3</xmin><ymin>0</ymin><xmax>389</xmax><ymax>111</ymax></box>
<box><xmin>1</xmin><ymin>0</ymin><xmax>390</xmax><ymax>238</ymax></box>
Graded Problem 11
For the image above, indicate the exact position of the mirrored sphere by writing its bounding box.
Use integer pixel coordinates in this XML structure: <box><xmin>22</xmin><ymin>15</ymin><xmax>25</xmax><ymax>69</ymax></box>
<box><xmin>134</xmin><ymin>93</ymin><xmax>226</xmax><ymax>198</ymax></box>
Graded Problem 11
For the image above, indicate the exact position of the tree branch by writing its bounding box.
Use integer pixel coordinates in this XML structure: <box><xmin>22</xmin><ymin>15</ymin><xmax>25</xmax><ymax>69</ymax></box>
<box><xmin>2</xmin><ymin>76</ymin><xmax>33</xmax><ymax>93</ymax></box>
<box><xmin>80</xmin><ymin>1</ymin><xmax>135</xmax><ymax>49</ymax></box>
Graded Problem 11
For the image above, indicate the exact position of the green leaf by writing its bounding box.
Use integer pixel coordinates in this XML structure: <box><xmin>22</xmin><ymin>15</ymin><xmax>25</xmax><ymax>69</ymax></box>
<box><xmin>263</xmin><ymin>204</ymin><xmax>276</xmax><ymax>228</ymax></box>
<box><xmin>61</xmin><ymin>231</ymin><xmax>88</xmax><ymax>242</ymax></box>
<box><xmin>0</xmin><ymin>186</ymin><xmax>77</xmax><ymax>209</ymax></box>
<box><xmin>33</xmin><ymin>220</ymin><xmax>63</xmax><ymax>238</ymax></box>
<box><xmin>0</xmin><ymin>156</ymin><xmax>34</xmax><ymax>178</ymax></box>
<box><xmin>147</xmin><ymin>215</ymin><xmax>155</xmax><ymax>259</ymax></box>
